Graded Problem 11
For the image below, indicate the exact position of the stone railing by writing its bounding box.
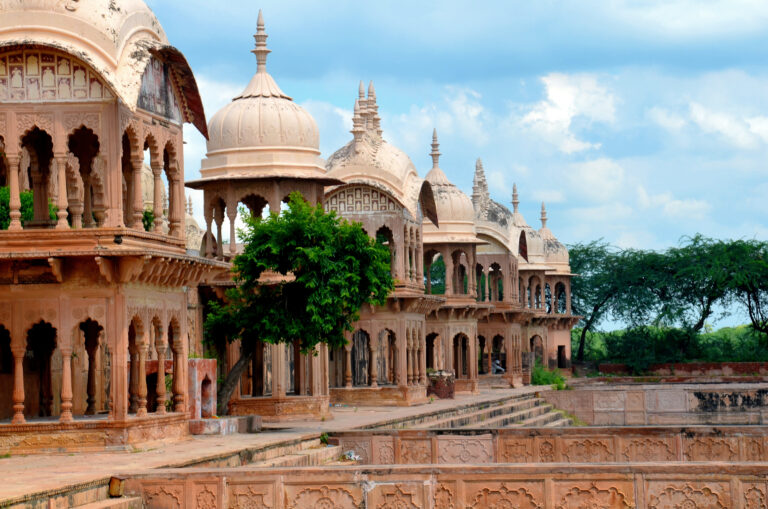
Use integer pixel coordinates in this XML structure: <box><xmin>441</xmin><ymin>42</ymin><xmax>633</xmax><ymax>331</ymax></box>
<box><xmin>329</xmin><ymin>426</ymin><xmax>768</xmax><ymax>464</ymax></box>
<box><xmin>124</xmin><ymin>462</ymin><xmax>768</xmax><ymax>508</ymax></box>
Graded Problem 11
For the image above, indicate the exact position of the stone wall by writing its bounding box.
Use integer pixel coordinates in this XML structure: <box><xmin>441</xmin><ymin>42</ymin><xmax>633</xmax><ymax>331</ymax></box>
<box><xmin>124</xmin><ymin>463</ymin><xmax>768</xmax><ymax>508</ymax></box>
<box><xmin>329</xmin><ymin>426</ymin><xmax>768</xmax><ymax>464</ymax></box>
<box><xmin>599</xmin><ymin>362</ymin><xmax>768</xmax><ymax>376</ymax></box>
<box><xmin>542</xmin><ymin>383</ymin><xmax>768</xmax><ymax>425</ymax></box>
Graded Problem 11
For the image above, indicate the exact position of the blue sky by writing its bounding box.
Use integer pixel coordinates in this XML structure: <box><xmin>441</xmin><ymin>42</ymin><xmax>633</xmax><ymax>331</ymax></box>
<box><xmin>147</xmin><ymin>0</ymin><xmax>768</xmax><ymax>254</ymax></box>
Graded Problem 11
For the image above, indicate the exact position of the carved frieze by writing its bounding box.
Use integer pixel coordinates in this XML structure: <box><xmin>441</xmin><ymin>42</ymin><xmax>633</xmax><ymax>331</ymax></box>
<box><xmin>562</xmin><ymin>438</ymin><xmax>613</xmax><ymax>463</ymax></box>
<box><xmin>288</xmin><ymin>485</ymin><xmax>360</xmax><ymax>509</ymax></box>
<box><xmin>438</xmin><ymin>436</ymin><xmax>493</xmax><ymax>464</ymax></box>
<box><xmin>556</xmin><ymin>483</ymin><xmax>632</xmax><ymax>509</ymax></box>
<box><xmin>63</xmin><ymin>112</ymin><xmax>100</xmax><ymax>136</ymax></box>
<box><xmin>399</xmin><ymin>438</ymin><xmax>432</xmax><ymax>464</ymax></box>
<box><xmin>143</xmin><ymin>484</ymin><xmax>184</xmax><ymax>509</ymax></box>
<box><xmin>373</xmin><ymin>485</ymin><xmax>420</xmax><ymax>509</ymax></box>
<box><xmin>499</xmin><ymin>438</ymin><xmax>534</xmax><ymax>463</ymax></box>
<box><xmin>325</xmin><ymin>185</ymin><xmax>401</xmax><ymax>214</ymax></box>
<box><xmin>684</xmin><ymin>437</ymin><xmax>737</xmax><ymax>461</ymax></box>
<box><xmin>621</xmin><ymin>438</ymin><xmax>675</xmax><ymax>462</ymax></box>
<box><xmin>647</xmin><ymin>483</ymin><xmax>728</xmax><ymax>509</ymax></box>
<box><xmin>469</xmin><ymin>485</ymin><xmax>542</xmax><ymax>509</ymax></box>
<box><xmin>744</xmin><ymin>484</ymin><xmax>767</xmax><ymax>509</ymax></box>
<box><xmin>228</xmin><ymin>483</ymin><xmax>274</xmax><ymax>509</ymax></box>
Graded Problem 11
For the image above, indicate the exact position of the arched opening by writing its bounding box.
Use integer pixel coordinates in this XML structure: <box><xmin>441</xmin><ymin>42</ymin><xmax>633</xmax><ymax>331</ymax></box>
<box><xmin>452</xmin><ymin>333</ymin><xmax>469</xmax><ymax>379</ymax></box>
<box><xmin>545</xmin><ymin>283</ymin><xmax>552</xmax><ymax>313</ymax></box>
<box><xmin>201</xmin><ymin>376</ymin><xmax>213</xmax><ymax>418</ymax></box>
<box><xmin>0</xmin><ymin>325</ymin><xmax>12</xmax><ymax>420</ymax></box>
<box><xmin>376</xmin><ymin>226</ymin><xmax>396</xmax><ymax>278</ymax></box>
<box><xmin>376</xmin><ymin>329</ymin><xmax>394</xmax><ymax>385</ymax></box>
<box><xmin>530</xmin><ymin>335</ymin><xmax>544</xmax><ymax>366</ymax></box>
<box><xmin>476</xmin><ymin>264</ymin><xmax>486</xmax><ymax>302</ymax></box>
<box><xmin>73</xmin><ymin>319</ymin><xmax>104</xmax><ymax>416</ymax></box>
<box><xmin>426</xmin><ymin>332</ymin><xmax>438</xmax><ymax>371</ymax></box>
<box><xmin>127</xmin><ymin>317</ymin><xmax>143</xmax><ymax>415</ymax></box>
<box><xmin>426</xmin><ymin>252</ymin><xmax>445</xmax><ymax>295</ymax></box>
<box><xmin>450</xmin><ymin>250</ymin><xmax>470</xmax><ymax>295</ymax></box>
<box><xmin>492</xmin><ymin>335</ymin><xmax>506</xmax><ymax>373</ymax></box>
<box><xmin>350</xmin><ymin>330</ymin><xmax>370</xmax><ymax>387</ymax></box>
<box><xmin>555</xmin><ymin>282</ymin><xmax>567</xmax><ymax>314</ymax></box>
<box><xmin>518</xmin><ymin>231</ymin><xmax>528</xmax><ymax>262</ymax></box>
<box><xmin>489</xmin><ymin>263</ymin><xmax>504</xmax><ymax>301</ymax></box>
<box><xmin>24</xmin><ymin>321</ymin><xmax>57</xmax><ymax>418</ymax></box>
<box><xmin>478</xmin><ymin>335</ymin><xmax>487</xmax><ymax>374</ymax></box>
<box><xmin>20</xmin><ymin>127</ymin><xmax>55</xmax><ymax>227</ymax></box>
<box><xmin>67</xmin><ymin>126</ymin><xmax>102</xmax><ymax>228</ymax></box>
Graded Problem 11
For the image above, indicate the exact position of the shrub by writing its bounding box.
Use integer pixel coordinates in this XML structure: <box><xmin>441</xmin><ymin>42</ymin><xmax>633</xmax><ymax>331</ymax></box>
<box><xmin>532</xmin><ymin>362</ymin><xmax>566</xmax><ymax>390</ymax></box>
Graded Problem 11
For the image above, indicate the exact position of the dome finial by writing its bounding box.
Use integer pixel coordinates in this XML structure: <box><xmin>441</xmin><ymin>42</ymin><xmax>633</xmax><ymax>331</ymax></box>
<box><xmin>512</xmin><ymin>183</ymin><xmax>519</xmax><ymax>213</ymax></box>
<box><xmin>358</xmin><ymin>81</ymin><xmax>365</xmax><ymax>99</ymax></box>
<box><xmin>540</xmin><ymin>202</ymin><xmax>548</xmax><ymax>228</ymax></box>
<box><xmin>351</xmin><ymin>99</ymin><xmax>365</xmax><ymax>142</ymax></box>
<box><xmin>252</xmin><ymin>9</ymin><xmax>271</xmax><ymax>73</ymax></box>
<box><xmin>430</xmin><ymin>128</ymin><xmax>441</xmax><ymax>169</ymax></box>
<box><xmin>366</xmin><ymin>81</ymin><xmax>382</xmax><ymax>136</ymax></box>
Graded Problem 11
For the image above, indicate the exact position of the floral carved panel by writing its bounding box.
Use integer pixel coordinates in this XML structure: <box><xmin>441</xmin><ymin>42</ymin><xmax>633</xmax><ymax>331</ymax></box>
<box><xmin>434</xmin><ymin>482</ymin><xmax>456</xmax><ymax>509</ymax></box>
<box><xmin>338</xmin><ymin>437</ymin><xmax>372</xmax><ymax>464</ymax></box>
<box><xmin>555</xmin><ymin>482</ymin><xmax>633</xmax><ymax>509</ymax></box>
<box><xmin>194</xmin><ymin>484</ymin><xmax>218</xmax><ymax>509</ymax></box>
<box><xmin>143</xmin><ymin>483</ymin><xmax>184</xmax><ymax>509</ymax></box>
<box><xmin>286</xmin><ymin>485</ymin><xmax>361</xmax><ymax>509</ymax></box>
<box><xmin>684</xmin><ymin>437</ymin><xmax>737</xmax><ymax>461</ymax></box>
<box><xmin>468</xmin><ymin>483</ymin><xmax>543</xmax><ymax>509</ymax></box>
<box><xmin>498</xmin><ymin>437</ymin><xmax>534</xmax><ymax>463</ymax></box>
<box><xmin>437</xmin><ymin>435</ymin><xmax>493</xmax><ymax>464</ymax></box>
<box><xmin>621</xmin><ymin>437</ymin><xmax>676</xmax><ymax>462</ymax></box>
<box><xmin>744</xmin><ymin>483</ymin><xmax>767</xmax><ymax>509</ymax></box>
<box><xmin>370</xmin><ymin>484</ymin><xmax>422</xmax><ymax>509</ymax></box>
<box><xmin>562</xmin><ymin>438</ymin><xmax>614</xmax><ymax>463</ymax></box>
<box><xmin>399</xmin><ymin>438</ymin><xmax>432</xmax><ymax>464</ymax></box>
<box><xmin>647</xmin><ymin>482</ymin><xmax>729</xmax><ymax>509</ymax></box>
<box><xmin>228</xmin><ymin>483</ymin><xmax>274</xmax><ymax>509</ymax></box>
<box><xmin>372</xmin><ymin>435</ymin><xmax>395</xmax><ymax>464</ymax></box>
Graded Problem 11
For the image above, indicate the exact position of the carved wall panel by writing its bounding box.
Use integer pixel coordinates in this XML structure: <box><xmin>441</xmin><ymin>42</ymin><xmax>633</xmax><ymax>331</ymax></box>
<box><xmin>142</xmin><ymin>483</ymin><xmax>185</xmax><ymax>509</ymax></box>
<box><xmin>337</xmin><ymin>437</ymin><xmax>372</xmax><ymax>464</ymax></box>
<box><xmin>371</xmin><ymin>435</ymin><xmax>395</xmax><ymax>464</ymax></box>
<box><xmin>646</xmin><ymin>482</ymin><xmax>729</xmax><ymax>509</ymax></box>
<box><xmin>743</xmin><ymin>483</ymin><xmax>767</xmax><ymax>509</ymax></box>
<box><xmin>437</xmin><ymin>435</ymin><xmax>493</xmax><ymax>464</ymax></box>
<box><xmin>369</xmin><ymin>484</ymin><xmax>422</xmax><ymax>509</ymax></box>
<box><xmin>562</xmin><ymin>438</ymin><xmax>614</xmax><ymax>463</ymax></box>
<box><xmin>286</xmin><ymin>485</ymin><xmax>361</xmax><ymax>509</ymax></box>
<box><xmin>499</xmin><ymin>437</ymin><xmax>535</xmax><ymax>463</ymax></box>
<box><xmin>399</xmin><ymin>438</ymin><xmax>432</xmax><ymax>464</ymax></box>
<box><xmin>555</xmin><ymin>482</ymin><xmax>633</xmax><ymax>509</ymax></box>
<box><xmin>684</xmin><ymin>437</ymin><xmax>738</xmax><ymax>461</ymax></box>
<box><xmin>434</xmin><ymin>482</ymin><xmax>457</xmax><ymax>509</ymax></box>
<box><xmin>192</xmin><ymin>483</ymin><xmax>218</xmax><ymax>509</ymax></box>
<box><xmin>228</xmin><ymin>483</ymin><xmax>274</xmax><ymax>509</ymax></box>
<box><xmin>325</xmin><ymin>185</ymin><xmax>401</xmax><ymax>214</ymax></box>
<box><xmin>621</xmin><ymin>437</ymin><xmax>676</xmax><ymax>462</ymax></box>
<box><xmin>0</xmin><ymin>49</ymin><xmax>114</xmax><ymax>102</ymax></box>
<box><xmin>466</xmin><ymin>483</ymin><xmax>543</xmax><ymax>509</ymax></box>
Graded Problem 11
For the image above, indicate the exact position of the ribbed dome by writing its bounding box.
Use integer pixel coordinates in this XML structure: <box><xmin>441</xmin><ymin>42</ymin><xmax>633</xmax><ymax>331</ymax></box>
<box><xmin>197</xmin><ymin>11</ymin><xmax>327</xmax><ymax>183</ymax></box>
<box><xmin>422</xmin><ymin>131</ymin><xmax>479</xmax><ymax>244</ymax></box>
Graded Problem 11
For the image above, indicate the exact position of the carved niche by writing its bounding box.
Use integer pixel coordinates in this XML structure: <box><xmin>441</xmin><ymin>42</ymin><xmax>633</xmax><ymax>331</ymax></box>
<box><xmin>325</xmin><ymin>185</ymin><xmax>400</xmax><ymax>215</ymax></box>
<box><xmin>744</xmin><ymin>485</ymin><xmax>767</xmax><ymax>509</ymax></box>
<box><xmin>0</xmin><ymin>50</ymin><xmax>113</xmax><ymax>102</ymax></box>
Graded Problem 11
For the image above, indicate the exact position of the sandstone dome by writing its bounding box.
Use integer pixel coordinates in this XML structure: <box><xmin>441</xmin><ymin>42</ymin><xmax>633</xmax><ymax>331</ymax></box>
<box><xmin>198</xmin><ymin>11</ymin><xmax>328</xmax><ymax>183</ymax></box>
<box><xmin>326</xmin><ymin>82</ymin><xmax>438</xmax><ymax>224</ymax></box>
<box><xmin>422</xmin><ymin>131</ymin><xmax>478</xmax><ymax>243</ymax></box>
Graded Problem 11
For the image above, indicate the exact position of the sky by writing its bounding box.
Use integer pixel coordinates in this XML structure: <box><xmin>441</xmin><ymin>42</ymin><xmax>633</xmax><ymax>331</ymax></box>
<box><xmin>146</xmin><ymin>0</ymin><xmax>768</xmax><ymax>253</ymax></box>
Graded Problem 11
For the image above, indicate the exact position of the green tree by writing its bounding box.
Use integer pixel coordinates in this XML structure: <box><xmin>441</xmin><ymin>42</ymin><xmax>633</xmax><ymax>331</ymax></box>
<box><xmin>428</xmin><ymin>255</ymin><xmax>445</xmax><ymax>294</ymax></box>
<box><xmin>728</xmin><ymin>239</ymin><xmax>768</xmax><ymax>340</ymax></box>
<box><xmin>0</xmin><ymin>186</ymin><xmax>55</xmax><ymax>229</ymax></box>
<box><xmin>568</xmin><ymin>240</ymin><xmax>623</xmax><ymax>361</ymax></box>
<box><xmin>205</xmin><ymin>193</ymin><xmax>394</xmax><ymax>413</ymax></box>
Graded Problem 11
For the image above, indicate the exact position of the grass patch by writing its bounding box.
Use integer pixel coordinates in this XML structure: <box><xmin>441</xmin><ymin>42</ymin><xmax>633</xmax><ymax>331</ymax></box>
<box><xmin>531</xmin><ymin>363</ymin><xmax>567</xmax><ymax>390</ymax></box>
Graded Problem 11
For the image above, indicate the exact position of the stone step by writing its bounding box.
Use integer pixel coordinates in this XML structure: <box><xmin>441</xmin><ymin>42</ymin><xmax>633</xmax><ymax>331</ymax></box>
<box><xmin>372</xmin><ymin>393</ymin><xmax>537</xmax><ymax>429</ymax></box>
<box><xmin>544</xmin><ymin>417</ymin><xmax>573</xmax><ymax>427</ymax></box>
<box><xmin>462</xmin><ymin>401</ymin><xmax>554</xmax><ymax>429</ymax></box>
<box><xmin>75</xmin><ymin>496</ymin><xmax>143</xmax><ymax>509</ymax></box>
<box><xmin>250</xmin><ymin>445</ymin><xmax>342</xmax><ymax>468</ymax></box>
<box><xmin>512</xmin><ymin>408</ymin><xmax>564</xmax><ymax>427</ymax></box>
<box><xmin>414</xmin><ymin>397</ymin><xmax>541</xmax><ymax>429</ymax></box>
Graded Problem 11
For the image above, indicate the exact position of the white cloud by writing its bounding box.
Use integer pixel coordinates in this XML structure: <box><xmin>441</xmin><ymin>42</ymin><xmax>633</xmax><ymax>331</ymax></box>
<box><xmin>688</xmin><ymin>102</ymin><xmax>757</xmax><ymax>148</ymax></box>
<box><xmin>521</xmin><ymin>73</ymin><xmax>615</xmax><ymax>154</ymax></box>
<box><xmin>487</xmin><ymin>170</ymin><xmax>510</xmax><ymax>195</ymax></box>
<box><xmin>532</xmin><ymin>189</ymin><xmax>565</xmax><ymax>203</ymax></box>
<box><xmin>745</xmin><ymin>116</ymin><xmax>768</xmax><ymax>143</ymax></box>
<box><xmin>647</xmin><ymin>106</ymin><xmax>686</xmax><ymax>131</ymax></box>
<box><xmin>636</xmin><ymin>186</ymin><xmax>711</xmax><ymax>220</ymax></box>
<box><xmin>567</xmin><ymin>158</ymin><xmax>625</xmax><ymax>201</ymax></box>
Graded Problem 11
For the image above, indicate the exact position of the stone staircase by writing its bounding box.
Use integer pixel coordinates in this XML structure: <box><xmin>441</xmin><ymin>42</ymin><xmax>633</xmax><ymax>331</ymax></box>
<box><xmin>370</xmin><ymin>392</ymin><xmax>572</xmax><ymax>430</ymax></box>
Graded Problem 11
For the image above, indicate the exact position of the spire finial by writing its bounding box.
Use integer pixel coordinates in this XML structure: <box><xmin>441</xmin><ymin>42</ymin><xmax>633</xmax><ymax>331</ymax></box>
<box><xmin>368</xmin><ymin>80</ymin><xmax>376</xmax><ymax>100</ymax></box>
<box><xmin>540</xmin><ymin>202</ymin><xmax>548</xmax><ymax>228</ymax></box>
<box><xmin>351</xmin><ymin>99</ymin><xmax>365</xmax><ymax>142</ymax></box>
<box><xmin>512</xmin><ymin>183</ymin><xmax>519</xmax><ymax>213</ymax></box>
<box><xmin>430</xmin><ymin>128</ymin><xmax>441</xmax><ymax>169</ymax></box>
<box><xmin>252</xmin><ymin>9</ymin><xmax>271</xmax><ymax>73</ymax></box>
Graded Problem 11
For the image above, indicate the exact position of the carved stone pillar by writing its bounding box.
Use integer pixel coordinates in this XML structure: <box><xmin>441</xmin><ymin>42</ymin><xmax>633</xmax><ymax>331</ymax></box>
<box><xmin>444</xmin><ymin>251</ymin><xmax>454</xmax><ymax>295</ymax></box>
<box><xmin>227</xmin><ymin>205</ymin><xmax>238</xmax><ymax>259</ymax></box>
<box><xmin>131</xmin><ymin>159</ymin><xmax>144</xmax><ymax>229</ymax></box>
<box><xmin>155</xmin><ymin>326</ymin><xmax>167</xmax><ymax>414</ymax></box>
<box><xmin>344</xmin><ymin>345</ymin><xmax>352</xmax><ymax>388</ymax></box>
<box><xmin>136</xmin><ymin>342</ymin><xmax>148</xmax><ymax>417</ymax></box>
<box><xmin>406</xmin><ymin>333</ymin><xmax>413</xmax><ymax>385</ymax></box>
<box><xmin>151</xmin><ymin>164</ymin><xmax>164</xmax><ymax>233</ymax></box>
<box><xmin>55</xmin><ymin>156</ymin><xmax>69</xmax><ymax>229</ymax></box>
<box><xmin>59</xmin><ymin>349</ymin><xmax>74</xmax><ymax>422</ymax></box>
<box><xmin>369</xmin><ymin>338</ymin><xmax>378</xmax><ymax>388</ymax></box>
<box><xmin>204</xmin><ymin>199</ymin><xmax>214</xmax><ymax>258</ymax></box>
<box><xmin>172</xmin><ymin>342</ymin><xmax>185</xmax><ymax>412</ymax></box>
<box><xmin>82</xmin><ymin>174</ymin><xmax>93</xmax><ymax>228</ymax></box>
<box><xmin>168</xmin><ymin>177</ymin><xmax>182</xmax><ymax>238</ymax></box>
<box><xmin>214</xmin><ymin>205</ymin><xmax>224</xmax><ymax>260</ymax></box>
<box><xmin>128</xmin><ymin>346</ymin><xmax>139</xmax><ymax>413</ymax></box>
<box><xmin>7</xmin><ymin>156</ymin><xmax>22</xmax><ymax>231</ymax></box>
<box><xmin>11</xmin><ymin>348</ymin><xmax>25</xmax><ymax>424</ymax></box>
<box><xmin>419</xmin><ymin>333</ymin><xmax>427</xmax><ymax>385</ymax></box>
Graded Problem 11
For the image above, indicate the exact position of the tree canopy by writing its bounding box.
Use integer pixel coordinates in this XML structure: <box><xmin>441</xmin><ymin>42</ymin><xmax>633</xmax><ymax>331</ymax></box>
<box><xmin>204</xmin><ymin>192</ymin><xmax>394</xmax><ymax>412</ymax></box>
<box><xmin>569</xmin><ymin>235</ymin><xmax>768</xmax><ymax>362</ymax></box>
